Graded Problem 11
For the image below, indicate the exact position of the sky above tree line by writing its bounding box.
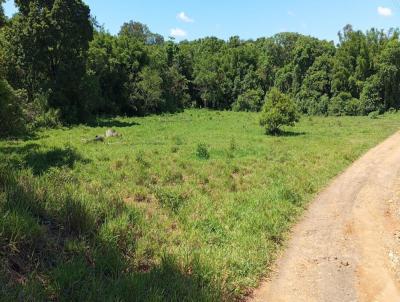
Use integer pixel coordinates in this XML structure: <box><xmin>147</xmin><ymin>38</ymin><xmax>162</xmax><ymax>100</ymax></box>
<box><xmin>3</xmin><ymin>0</ymin><xmax>400</xmax><ymax>42</ymax></box>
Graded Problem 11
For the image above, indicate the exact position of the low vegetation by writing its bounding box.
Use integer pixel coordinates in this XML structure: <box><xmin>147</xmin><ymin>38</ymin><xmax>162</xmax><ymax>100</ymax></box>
<box><xmin>1</xmin><ymin>109</ymin><xmax>400</xmax><ymax>301</ymax></box>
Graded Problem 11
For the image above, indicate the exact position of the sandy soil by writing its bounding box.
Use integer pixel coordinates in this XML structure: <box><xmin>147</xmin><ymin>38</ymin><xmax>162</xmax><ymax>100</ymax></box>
<box><xmin>249</xmin><ymin>131</ymin><xmax>400</xmax><ymax>302</ymax></box>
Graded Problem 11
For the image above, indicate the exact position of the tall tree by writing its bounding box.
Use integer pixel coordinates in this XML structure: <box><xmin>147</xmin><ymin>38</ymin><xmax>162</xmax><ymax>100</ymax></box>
<box><xmin>119</xmin><ymin>21</ymin><xmax>164</xmax><ymax>45</ymax></box>
<box><xmin>4</xmin><ymin>0</ymin><xmax>93</xmax><ymax>122</ymax></box>
<box><xmin>0</xmin><ymin>0</ymin><xmax>5</xmax><ymax>27</ymax></box>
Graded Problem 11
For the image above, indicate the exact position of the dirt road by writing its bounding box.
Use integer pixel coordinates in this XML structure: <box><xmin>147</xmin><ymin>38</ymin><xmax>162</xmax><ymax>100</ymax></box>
<box><xmin>250</xmin><ymin>131</ymin><xmax>400</xmax><ymax>302</ymax></box>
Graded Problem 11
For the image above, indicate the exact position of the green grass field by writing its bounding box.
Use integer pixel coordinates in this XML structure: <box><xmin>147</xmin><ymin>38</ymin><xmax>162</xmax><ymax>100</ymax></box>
<box><xmin>1</xmin><ymin>109</ymin><xmax>400</xmax><ymax>301</ymax></box>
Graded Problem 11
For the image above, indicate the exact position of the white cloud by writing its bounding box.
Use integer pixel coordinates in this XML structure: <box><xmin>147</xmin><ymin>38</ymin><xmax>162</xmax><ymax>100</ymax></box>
<box><xmin>288</xmin><ymin>11</ymin><xmax>295</xmax><ymax>17</ymax></box>
<box><xmin>170</xmin><ymin>28</ymin><xmax>187</xmax><ymax>38</ymax></box>
<box><xmin>378</xmin><ymin>6</ymin><xmax>393</xmax><ymax>17</ymax></box>
<box><xmin>177</xmin><ymin>12</ymin><xmax>194</xmax><ymax>23</ymax></box>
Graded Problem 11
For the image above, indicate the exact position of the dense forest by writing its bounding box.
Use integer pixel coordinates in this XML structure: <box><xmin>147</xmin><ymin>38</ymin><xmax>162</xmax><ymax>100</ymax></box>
<box><xmin>1</xmin><ymin>0</ymin><xmax>400</xmax><ymax>136</ymax></box>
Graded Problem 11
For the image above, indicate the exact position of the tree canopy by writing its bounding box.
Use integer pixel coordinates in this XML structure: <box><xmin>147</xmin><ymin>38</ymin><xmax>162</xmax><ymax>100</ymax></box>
<box><xmin>1</xmin><ymin>0</ymin><xmax>400</xmax><ymax>136</ymax></box>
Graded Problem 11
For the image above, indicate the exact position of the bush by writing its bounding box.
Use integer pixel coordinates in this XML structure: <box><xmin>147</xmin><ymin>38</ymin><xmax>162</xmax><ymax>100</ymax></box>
<box><xmin>24</xmin><ymin>92</ymin><xmax>61</xmax><ymax>129</ymax></box>
<box><xmin>0</xmin><ymin>79</ymin><xmax>26</xmax><ymax>137</ymax></box>
<box><xmin>259</xmin><ymin>88</ymin><xmax>300</xmax><ymax>134</ymax></box>
<box><xmin>297</xmin><ymin>93</ymin><xmax>331</xmax><ymax>116</ymax></box>
<box><xmin>196</xmin><ymin>143</ymin><xmax>210</xmax><ymax>160</ymax></box>
<box><xmin>345</xmin><ymin>98</ymin><xmax>363</xmax><ymax>116</ymax></box>
<box><xmin>328</xmin><ymin>92</ymin><xmax>361</xmax><ymax>116</ymax></box>
<box><xmin>368</xmin><ymin>111</ymin><xmax>379</xmax><ymax>119</ymax></box>
<box><xmin>232</xmin><ymin>89</ymin><xmax>264</xmax><ymax>112</ymax></box>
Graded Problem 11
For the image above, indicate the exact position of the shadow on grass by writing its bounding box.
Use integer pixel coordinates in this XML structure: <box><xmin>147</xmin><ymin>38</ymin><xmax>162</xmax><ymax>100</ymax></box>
<box><xmin>87</xmin><ymin>119</ymin><xmax>140</xmax><ymax>128</ymax></box>
<box><xmin>0</xmin><ymin>144</ymin><xmax>90</xmax><ymax>175</ymax></box>
<box><xmin>0</xmin><ymin>169</ymin><xmax>221</xmax><ymax>302</ymax></box>
<box><xmin>51</xmin><ymin>253</ymin><xmax>220</xmax><ymax>301</ymax></box>
<box><xmin>268</xmin><ymin>130</ymin><xmax>306</xmax><ymax>137</ymax></box>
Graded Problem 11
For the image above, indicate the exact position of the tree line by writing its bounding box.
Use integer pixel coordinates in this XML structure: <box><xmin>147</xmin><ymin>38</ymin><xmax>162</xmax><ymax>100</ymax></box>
<box><xmin>1</xmin><ymin>0</ymin><xmax>400</xmax><ymax>137</ymax></box>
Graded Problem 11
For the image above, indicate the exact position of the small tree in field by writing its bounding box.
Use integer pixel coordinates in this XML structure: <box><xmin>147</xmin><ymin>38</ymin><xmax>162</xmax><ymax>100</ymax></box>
<box><xmin>259</xmin><ymin>88</ymin><xmax>300</xmax><ymax>135</ymax></box>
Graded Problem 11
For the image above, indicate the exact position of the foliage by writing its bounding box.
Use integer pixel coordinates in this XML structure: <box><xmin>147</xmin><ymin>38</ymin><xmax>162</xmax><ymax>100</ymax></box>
<box><xmin>359</xmin><ymin>75</ymin><xmax>384</xmax><ymax>114</ymax></box>
<box><xmin>27</xmin><ymin>93</ymin><xmax>62</xmax><ymax>129</ymax></box>
<box><xmin>2</xmin><ymin>0</ymin><xmax>93</xmax><ymax>123</ymax></box>
<box><xmin>1</xmin><ymin>3</ymin><xmax>400</xmax><ymax>130</ymax></box>
<box><xmin>1</xmin><ymin>110</ymin><xmax>400</xmax><ymax>300</ymax></box>
<box><xmin>131</xmin><ymin>67</ymin><xmax>165</xmax><ymax>115</ymax></box>
<box><xmin>328</xmin><ymin>92</ymin><xmax>361</xmax><ymax>116</ymax></box>
<box><xmin>0</xmin><ymin>79</ymin><xmax>25</xmax><ymax>137</ymax></box>
<box><xmin>232</xmin><ymin>88</ymin><xmax>264</xmax><ymax>112</ymax></box>
<box><xmin>369</xmin><ymin>110</ymin><xmax>379</xmax><ymax>119</ymax></box>
<box><xmin>196</xmin><ymin>143</ymin><xmax>210</xmax><ymax>159</ymax></box>
<box><xmin>259</xmin><ymin>88</ymin><xmax>300</xmax><ymax>134</ymax></box>
<box><xmin>119</xmin><ymin>20</ymin><xmax>164</xmax><ymax>45</ymax></box>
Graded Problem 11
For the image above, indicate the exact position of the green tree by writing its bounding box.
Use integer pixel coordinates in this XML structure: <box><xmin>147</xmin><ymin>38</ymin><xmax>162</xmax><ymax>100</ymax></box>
<box><xmin>259</xmin><ymin>88</ymin><xmax>300</xmax><ymax>134</ymax></box>
<box><xmin>119</xmin><ymin>21</ymin><xmax>164</xmax><ymax>45</ymax></box>
<box><xmin>130</xmin><ymin>67</ymin><xmax>164</xmax><ymax>115</ymax></box>
<box><xmin>0</xmin><ymin>0</ymin><xmax>5</xmax><ymax>27</ymax></box>
<box><xmin>4</xmin><ymin>0</ymin><xmax>93</xmax><ymax>122</ymax></box>
<box><xmin>359</xmin><ymin>75</ymin><xmax>384</xmax><ymax>114</ymax></box>
<box><xmin>163</xmin><ymin>65</ymin><xmax>190</xmax><ymax>112</ymax></box>
<box><xmin>376</xmin><ymin>39</ymin><xmax>400</xmax><ymax>110</ymax></box>
<box><xmin>297</xmin><ymin>54</ymin><xmax>334</xmax><ymax>114</ymax></box>
<box><xmin>232</xmin><ymin>88</ymin><xmax>264</xmax><ymax>112</ymax></box>
<box><xmin>332</xmin><ymin>25</ymin><xmax>373</xmax><ymax>98</ymax></box>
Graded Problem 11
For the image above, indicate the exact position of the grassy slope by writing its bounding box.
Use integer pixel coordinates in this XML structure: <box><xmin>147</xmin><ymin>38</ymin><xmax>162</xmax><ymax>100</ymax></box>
<box><xmin>1</xmin><ymin>110</ymin><xmax>400</xmax><ymax>301</ymax></box>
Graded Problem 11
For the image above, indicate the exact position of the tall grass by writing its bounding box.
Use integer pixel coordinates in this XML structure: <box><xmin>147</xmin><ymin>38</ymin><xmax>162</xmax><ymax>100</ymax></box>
<box><xmin>1</xmin><ymin>109</ymin><xmax>400</xmax><ymax>301</ymax></box>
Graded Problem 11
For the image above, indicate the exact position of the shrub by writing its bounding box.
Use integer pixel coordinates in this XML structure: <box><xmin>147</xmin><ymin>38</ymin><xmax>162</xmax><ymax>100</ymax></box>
<box><xmin>232</xmin><ymin>89</ymin><xmax>264</xmax><ymax>112</ymax></box>
<box><xmin>36</xmin><ymin>94</ymin><xmax>61</xmax><ymax>128</ymax></box>
<box><xmin>368</xmin><ymin>111</ymin><xmax>379</xmax><ymax>119</ymax></box>
<box><xmin>196</xmin><ymin>143</ymin><xmax>210</xmax><ymax>160</ymax></box>
<box><xmin>24</xmin><ymin>92</ymin><xmax>61</xmax><ymax>129</ymax></box>
<box><xmin>299</xmin><ymin>93</ymin><xmax>330</xmax><ymax>116</ymax></box>
<box><xmin>328</xmin><ymin>92</ymin><xmax>362</xmax><ymax>116</ymax></box>
<box><xmin>0</xmin><ymin>79</ymin><xmax>26</xmax><ymax>137</ymax></box>
<box><xmin>318</xmin><ymin>94</ymin><xmax>330</xmax><ymax>116</ymax></box>
<box><xmin>259</xmin><ymin>88</ymin><xmax>300</xmax><ymax>134</ymax></box>
<box><xmin>328</xmin><ymin>93</ymin><xmax>349</xmax><ymax>116</ymax></box>
<box><xmin>345</xmin><ymin>98</ymin><xmax>363</xmax><ymax>116</ymax></box>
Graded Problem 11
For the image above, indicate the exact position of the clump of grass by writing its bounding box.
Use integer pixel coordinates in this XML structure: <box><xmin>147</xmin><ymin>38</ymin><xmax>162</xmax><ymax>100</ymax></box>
<box><xmin>0</xmin><ymin>209</ymin><xmax>44</xmax><ymax>252</ymax></box>
<box><xmin>226</xmin><ymin>138</ymin><xmax>237</xmax><ymax>159</ymax></box>
<box><xmin>163</xmin><ymin>170</ymin><xmax>184</xmax><ymax>185</ymax></box>
<box><xmin>229</xmin><ymin>137</ymin><xmax>237</xmax><ymax>152</ymax></box>
<box><xmin>196</xmin><ymin>143</ymin><xmax>210</xmax><ymax>160</ymax></box>
<box><xmin>135</xmin><ymin>151</ymin><xmax>150</xmax><ymax>168</ymax></box>
<box><xmin>154</xmin><ymin>188</ymin><xmax>187</xmax><ymax>213</ymax></box>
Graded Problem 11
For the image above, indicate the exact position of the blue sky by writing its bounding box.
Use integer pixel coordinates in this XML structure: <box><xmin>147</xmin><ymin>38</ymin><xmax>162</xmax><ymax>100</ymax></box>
<box><xmin>3</xmin><ymin>0</ymin><xmax>400</xmax><ymax>42</ymax></box>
